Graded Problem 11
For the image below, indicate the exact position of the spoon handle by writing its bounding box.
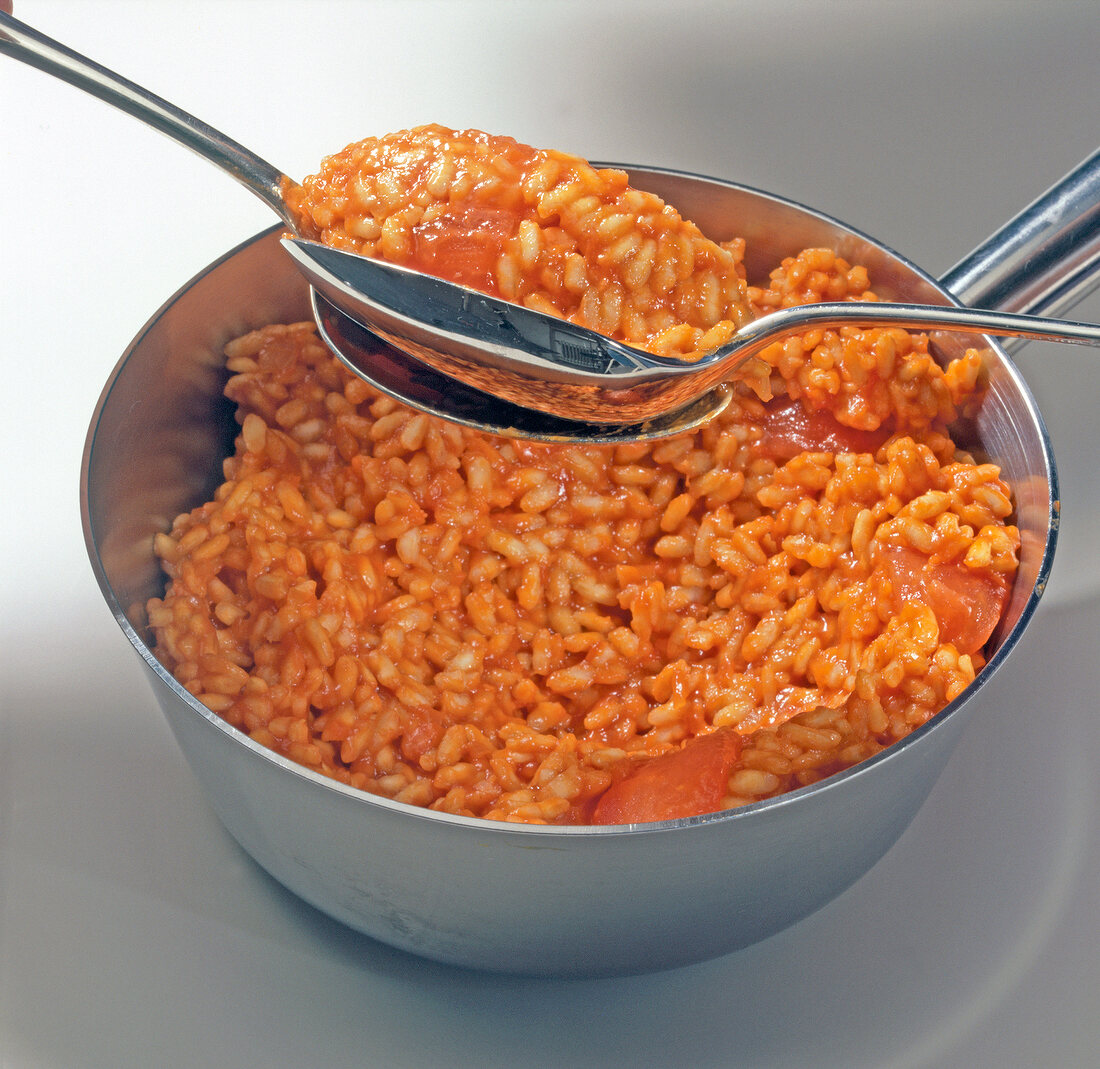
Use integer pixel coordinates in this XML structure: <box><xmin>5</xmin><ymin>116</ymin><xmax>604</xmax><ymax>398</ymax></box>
<box><xmin>0</xmin><ymin>12</ymin><xmax>297</xmax><ymax>228</ymax></box>
<box><xmin>726</xmin><ymin>299</ymin><xmax>1100</xmax><ymax>368</ymax></box>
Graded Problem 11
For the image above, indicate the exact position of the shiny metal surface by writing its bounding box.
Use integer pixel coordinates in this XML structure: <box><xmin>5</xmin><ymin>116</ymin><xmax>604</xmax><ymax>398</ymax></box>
<box><xmin>81</xmin><ymin>169</ymin><xmax>1058</xmax><ymax>977</ymax></box>
<box><xmin>310</xmin><ymin>290</ymin><xmax>735</xmax><ymax>443</ymax></box>
<box><xmin>287</xmin><ymin>232</ymin><xmax>1100</xmax><ymax>427</ymax></box>
<box><xmin>942</xmin><ymin>147</ymin><xmax>1100</xmax><ymax>318</ymax></box>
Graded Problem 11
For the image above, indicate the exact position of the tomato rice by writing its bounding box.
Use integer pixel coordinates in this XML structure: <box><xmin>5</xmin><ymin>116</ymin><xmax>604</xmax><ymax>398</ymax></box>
<box><xmin>146</xmin><ymin>128</ymin><xmax>1021</xmax><ymax>824</ymax></box>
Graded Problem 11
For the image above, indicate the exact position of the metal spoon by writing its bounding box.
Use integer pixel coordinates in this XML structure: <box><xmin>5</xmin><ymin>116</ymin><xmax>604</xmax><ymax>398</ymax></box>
<box><xmin>5</xmin><ymin>12</ymin><xmax>1100</xmax><ymax>441</ymax></box>
<box><xmin>285</xmin><ymin>234</ymin><xmax>1100</xmax><ymax>428</ymax></box>
<box><xmin>0</xmin><ymin>10</ymin><xmax>713</xmax><ymax>439</ymax></box>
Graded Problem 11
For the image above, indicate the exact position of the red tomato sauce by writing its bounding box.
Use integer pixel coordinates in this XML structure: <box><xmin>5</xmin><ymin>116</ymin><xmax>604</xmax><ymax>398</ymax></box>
<box><xmin>757</xmin><ymin>394</ymin><xmax>892</xmax><ymax>460</ymax></box>
<box><xmin>411</xmin><ymin>205</ymin><xmax>521</xmax><ymax>296</ymax></box>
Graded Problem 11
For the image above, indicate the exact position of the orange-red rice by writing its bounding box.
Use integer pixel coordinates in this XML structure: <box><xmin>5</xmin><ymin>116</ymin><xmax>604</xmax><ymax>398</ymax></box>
<box><xmin>285</xmin><ymin>125</ymin><xmax>752</xmax><ymax>361</ymax></box>
<box><xmin>147</xmin><ymin>130</ymin><xmax>1021</xmax><ymax>824</ymax></box>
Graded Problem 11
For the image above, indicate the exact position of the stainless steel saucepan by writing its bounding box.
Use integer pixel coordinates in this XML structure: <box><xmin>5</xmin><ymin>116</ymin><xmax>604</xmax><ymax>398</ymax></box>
<box><xmin>82</xmin><ymin>157</ymin><xmax>1070</xmax><ymax>976</ymax></box>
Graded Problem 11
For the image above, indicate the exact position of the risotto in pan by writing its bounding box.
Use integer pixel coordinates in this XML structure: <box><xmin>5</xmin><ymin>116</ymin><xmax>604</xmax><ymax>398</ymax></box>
<box><xmin>146</xmin><ymin>127</ymin><xmax>1020</xmax><ymax>825</ymax></box>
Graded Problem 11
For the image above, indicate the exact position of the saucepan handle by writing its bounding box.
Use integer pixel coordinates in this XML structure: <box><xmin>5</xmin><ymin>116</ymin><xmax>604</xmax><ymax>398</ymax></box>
<box><xmin>941</xmin><ymin>147</ymin><xmax>1100</xmax><ymax>318</ymax></box>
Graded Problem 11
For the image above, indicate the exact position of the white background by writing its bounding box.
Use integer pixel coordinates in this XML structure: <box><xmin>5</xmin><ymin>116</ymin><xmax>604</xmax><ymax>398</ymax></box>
<box><xmin>2</xmin><ymin>2</ymin><xmax>1099</xmax><ymax>1066</ymax></box>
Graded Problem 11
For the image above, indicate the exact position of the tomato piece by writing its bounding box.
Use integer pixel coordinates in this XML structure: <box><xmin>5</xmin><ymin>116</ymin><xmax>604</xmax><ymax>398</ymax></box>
<box><xmin>758</xmin><ymin>395</ymin><xmax>891</xmax><ymax>461</ymax></box>
<box><xmin>733</xmin><ymin>684</ymin><xmax>849</xmax><ymax>733</ymax></box>
<box><xmin>878</xmin><ymin>544</ymin><xmax>1010</xmax><ymax>655</ymax></box>
<box><xmin>591</xmin><ymin>728</ymin><xmax>742</xmax><ymax>825</ymax></box>
<box><xmin>399</xmin><ymin>710</ymin><xmax>446</xmax><ymax>763</ymax></box>
<box><xmin>411</xmin><ymin>204</ymin><xmax>519</xmax><ymax>294</ymax></box>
